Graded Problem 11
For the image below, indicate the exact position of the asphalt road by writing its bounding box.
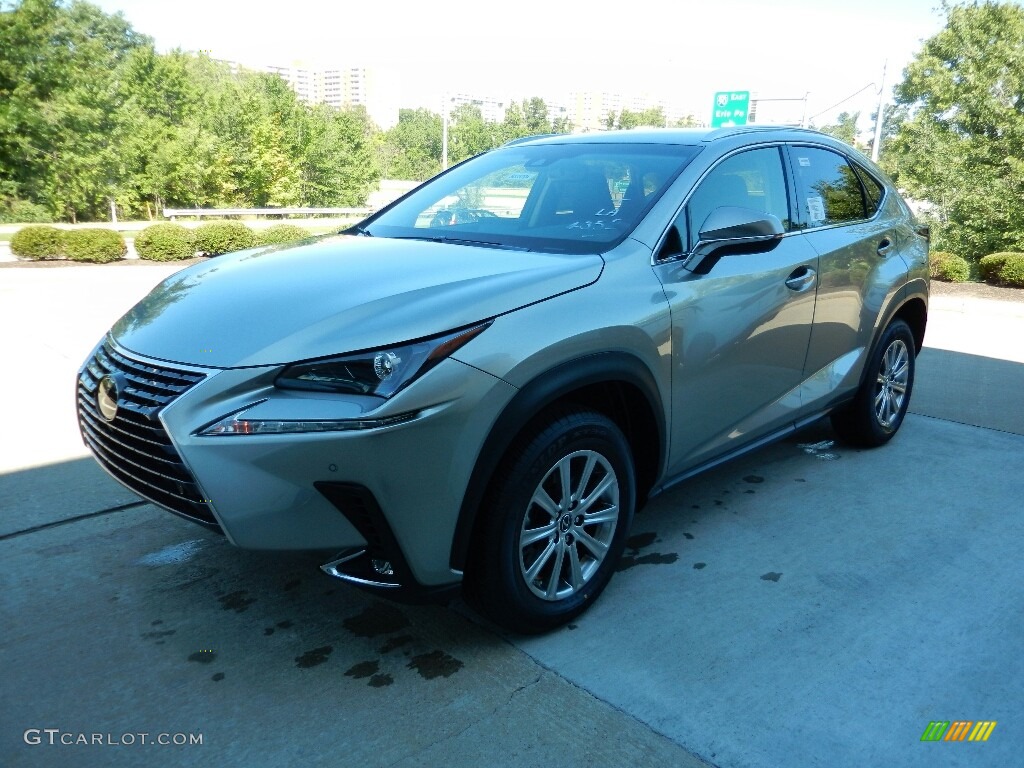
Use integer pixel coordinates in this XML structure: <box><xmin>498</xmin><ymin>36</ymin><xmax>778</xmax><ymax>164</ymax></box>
<box><xmin>1</xmin><ymin>265</ymin><xmax>1022</xmax><ymax>768</ymax></box>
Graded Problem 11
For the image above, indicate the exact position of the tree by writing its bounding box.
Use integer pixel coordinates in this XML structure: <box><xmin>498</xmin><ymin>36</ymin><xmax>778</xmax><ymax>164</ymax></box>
<box><xmin>605</xmin><ymin>106</ymin><xmax>668</xmax><ymax>130</ymax></box>
<box><xmin>818</xmin><ymin>111</ymin><xmax>860</xmax><ymax>147</ymax></box>
<box><xmin>379</xmin><ymin>108</ymin><xmax>442</xmax><ymax>180</ymax></box>
<box><xmin>448</xmin><ymin>104</ymin><xmax>501</xmax><ymax>165</ymax></box>
<box><xmin>886</xmin><ymin>1</ymin><xmax>1024</xmax><ymax>258</ymax></box>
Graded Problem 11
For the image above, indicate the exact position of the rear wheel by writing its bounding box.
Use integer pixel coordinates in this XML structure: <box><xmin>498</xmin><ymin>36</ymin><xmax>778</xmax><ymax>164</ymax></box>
<box><xmin>465</xmin><ymin>407</ymin><xmax>635</xmax><ymax>633</ymax></box>
<box><xmin>831</xmin><ymin>318</ymin><xmax>916</xmax><ymax>447</ymax></box>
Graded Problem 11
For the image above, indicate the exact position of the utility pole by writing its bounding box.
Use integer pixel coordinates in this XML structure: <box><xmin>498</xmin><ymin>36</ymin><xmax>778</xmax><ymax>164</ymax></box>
<box><xmin>441</xmin><ymin>95</ymin><xmax>449</xmax><ymax>171</ymax></box>
<box><xmin>871</xmin><ymin>60</ymin><xmax>887</xmax><ymax>163</ymax></box>
<box><xmin>800</xmin><ymin>92</ymin><xmax>810</xmax><ymax>128</ymax></box>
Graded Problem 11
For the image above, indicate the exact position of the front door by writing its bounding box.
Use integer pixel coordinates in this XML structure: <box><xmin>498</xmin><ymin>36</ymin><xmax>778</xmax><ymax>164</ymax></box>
<box><xmin>653</xmin><ymin>145</ymin><xmax>819</xmax><ymax>475</ymax></box>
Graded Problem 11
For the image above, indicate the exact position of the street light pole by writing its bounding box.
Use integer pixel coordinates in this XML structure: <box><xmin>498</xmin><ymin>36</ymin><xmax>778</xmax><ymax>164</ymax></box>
<box><xmin>871</xmin><ymin>60</ymin><xmax>888</xmax><ymax>163</ymax></box>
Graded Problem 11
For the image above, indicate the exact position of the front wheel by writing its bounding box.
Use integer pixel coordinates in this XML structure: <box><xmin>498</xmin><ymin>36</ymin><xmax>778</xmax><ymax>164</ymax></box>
<box><xmin>831</xmin><ymin>318</ymin><xmax>916</xmax><ymax>447</ymax></box>
<box><xmin>465</xmin><ymin>408</ymin><xmax>635</xmax><ymax>634</ymax></box>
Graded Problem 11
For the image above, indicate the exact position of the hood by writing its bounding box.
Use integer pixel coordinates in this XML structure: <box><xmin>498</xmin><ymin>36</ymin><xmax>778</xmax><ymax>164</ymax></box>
<box><xmin>111</xmin><ymin>234</ymin><xmax>603</xmax><ymax>367</ymax></box>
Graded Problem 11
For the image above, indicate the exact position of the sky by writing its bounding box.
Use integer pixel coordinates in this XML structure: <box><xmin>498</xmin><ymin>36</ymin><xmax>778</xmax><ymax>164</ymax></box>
<box><xmin>93</xmin><ymin>0</ymin><xmax>957</xmax><ymax>127</ymax></box>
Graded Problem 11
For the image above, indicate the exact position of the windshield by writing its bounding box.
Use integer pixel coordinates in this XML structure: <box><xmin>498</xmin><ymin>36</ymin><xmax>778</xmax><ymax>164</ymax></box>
<box><xmin>360</xmin><ymin>142</ymin><xmax>701</xmax><ymax>254</ymax></box>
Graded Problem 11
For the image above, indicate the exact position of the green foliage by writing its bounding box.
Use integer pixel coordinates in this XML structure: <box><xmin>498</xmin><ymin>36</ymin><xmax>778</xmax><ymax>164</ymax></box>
<box><xmin>379</xmin><ymin>108</ymin><xmax>443</xmax><ymax>181</ymax></box>
<box><xmin>0</xmin><ymin>194</ymin><xmax>53</xmax><ymax>223</ymax></box>
<box><xmin>929</xmin><ymin>251</ymin><xmax>971</xmax><ymax>282</ymax></box>
<box><xmin>886</xmin><ymin>2</ymin><xmax>1024</xmax><ymax>260</ymax></box>
<box><xmin>997</xmin><ymin>254</ymin><xmax>1024</xmax><ymax>287</ymax></box>
<box><xmin>605</xmin><ymin>107</ymin><xmax>667</xmax><ymax>130</ymax></box>
<box><xmin>134</xmin><ymin>223</ymin><xmax>195</xmax><ymax>261</ymax></box>
<box><xmin>257</xmin><ymin>223</ymin><xmax>311</xmax><ymax>245</ymax></box>
<box><xmin>978</xmin><ymin>252</ymin><xmax>1016</xmax><ymax>282</ymax></box>
<box><xmin>193</xmin><ymin>221</ymin><xmax>256</xmax><ymax>256</ymax></box>
<box><xmin>9</xmin><ymin>224</ymin><xmax>65</xmax><ymax>259</ymax></box>
<box><xmin>62</xmin><ymin>228</ymin><xmax>126</xmax><ymax>263</ymax></box>
<box><xmin>818</xmin><ymin>111</ymin><xmax>860</xmax><ymax>147</ymax></box>
<box><xmin>0</xmin><ymin>2</ymin><xmax>380</xmax><ymax>220</ymax></box>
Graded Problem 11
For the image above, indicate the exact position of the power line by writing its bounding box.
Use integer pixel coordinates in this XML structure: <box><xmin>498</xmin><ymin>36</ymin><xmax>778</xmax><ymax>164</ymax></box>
<box><xmin>809</xmin><ymin>83</ymin><xmax>876</xmax><ymax>121</ymax></box>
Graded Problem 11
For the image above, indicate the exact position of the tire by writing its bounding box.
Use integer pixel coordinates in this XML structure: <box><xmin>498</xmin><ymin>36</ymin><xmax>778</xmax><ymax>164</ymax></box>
<box><xmin>831</xmin><ymin>318</ymin><xmax>916</xmax><ymax>447</ymax></box>
<box><xmin>464</xmin><ymin>407</ymin><xmax>636</xmax><ymax>634</ymax></box>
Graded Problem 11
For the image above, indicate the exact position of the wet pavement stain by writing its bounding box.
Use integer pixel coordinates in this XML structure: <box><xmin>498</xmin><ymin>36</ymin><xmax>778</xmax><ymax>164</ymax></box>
<box><xmin>684</xmin><ymin>532</ymin><xmax>695</xmax><ymax>540</ymax></box>
<box><xmin>617</xmin><ymin>532</ymin><xmax>678</xmax><ymax>571</ymax></box>
<box><xmin>188</xmin><ymin>651</ymin><xmax>217</xmax><ymax>664</ymax></box>
<box><xmin>379</xmin><ymin>634</ymin><xmax>415</xmax><ymax>654</ymax></box>
<box><xmin>218</xmin><ymin>590</ymin><xmax>255</xmax><ymax>613</ymax></box>
<box><xmin>276</xmin><ymin>620</ymin><xmax>293</xmax><ymax>629</ymax></box>
<box><xmin>761</xmin><ymin>572</ymin><xmax>783</xmax><ymax>582</ymax></box>
<box><xmin>283</xmin><ymin>579</ymin><xmax>301</xmax><ymax>591</ymax></box>
<box><xmin>295</xmin><ymin>646</ymin><xmax>333</xmax><ymax>668</ymax></box>
<box><xmin>744</xmin><ymin>489</ymin><xmax>756</xmax><ymax>494</ymax></box>
<box><xmin>694</xmin><ymin>562</ymin><xmax>707</xmax><ymax>570</ymax></box>
<box><xmin>141</xmin><ymin>629</ymin><xmax>176</xmax><ymax>640</ymax></box>
<box><xmin>211</xmin><ymin>672</ymin><xmax>225</xmax><ymax>682</ymax></box>
<box><xmin>344</xmin><ymin>660</ymin><xmax>379</xmax><ymax>679</ymax></box>
<box><xmin>151</xmin><ymin>620</ymin><xmax>164</xmax><ymax>626</ymax></box>
<box><xmin>263</xmin><ymin>627</ymin><xmax>275</xmax><ymax>636</ymax></box>
<box><xmin>407</xmin><ymin>650</ymin><xmax>463</xmax><ymax>680</ymax></box>
<box><xmin>743</xmin><ymin>475</ymin><xmax>764</xmax><ymax>484</ymax></box>
<box><xmin>567</xmin><ymin>623</ymin><xmax>579</xmax><ymax>631</ymax></box>
<box><xmin>343</xmin><ymin>603</ymin><xmax>411</xmax><ymax>638</ymax></box>
<box><xmin>368</xmin><ymin>673</ymin><xmax>393</xmax><ymax>688</ymax></box>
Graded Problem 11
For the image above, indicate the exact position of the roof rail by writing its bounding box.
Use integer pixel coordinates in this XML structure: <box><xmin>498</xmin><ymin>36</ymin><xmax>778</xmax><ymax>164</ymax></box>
<box><xmin>704</xmin><ymin>125</ymin><xmax>824</xmax><ymax>141</ymax></box>
<box><xmin>501</xmin><ymin>133</ymin><xmax>562</xmax><ymax>147</ymax></box>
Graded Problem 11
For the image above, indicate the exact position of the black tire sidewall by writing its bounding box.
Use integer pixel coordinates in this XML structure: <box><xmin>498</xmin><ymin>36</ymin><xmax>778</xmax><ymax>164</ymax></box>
<box><xmin>480</xmin><ymin>410</ymin><xmax>636</xmax><ymax>632</ymax></box>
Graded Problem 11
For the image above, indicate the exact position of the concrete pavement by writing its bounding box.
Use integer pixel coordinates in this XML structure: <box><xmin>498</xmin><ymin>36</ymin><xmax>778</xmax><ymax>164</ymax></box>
<box><xmin>1</xmin><ymin>264</ymin><xmax>1022</xmax><ymax>767</ymax></box>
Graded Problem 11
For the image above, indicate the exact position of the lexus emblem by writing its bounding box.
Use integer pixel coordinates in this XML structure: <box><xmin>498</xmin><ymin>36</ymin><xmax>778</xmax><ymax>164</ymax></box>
<box><xmin>97</xmin><ymin>375</ymin><xmax>119</xmax><ymax>422</ymax></box>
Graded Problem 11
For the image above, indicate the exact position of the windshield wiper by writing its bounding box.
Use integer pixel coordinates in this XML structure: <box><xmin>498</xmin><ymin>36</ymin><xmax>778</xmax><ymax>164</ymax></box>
<box><xmin>346</xmin><ymin>224</ymin><xmax>373</xmax><ymax>237</ymax></box>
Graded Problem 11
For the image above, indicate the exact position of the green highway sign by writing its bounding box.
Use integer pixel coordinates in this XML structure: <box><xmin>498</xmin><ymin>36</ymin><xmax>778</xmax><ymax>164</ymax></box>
<box><xmin>711</xmin><ymin>91</ymin><xmax>751</xmax><ymax>127</ymax></box>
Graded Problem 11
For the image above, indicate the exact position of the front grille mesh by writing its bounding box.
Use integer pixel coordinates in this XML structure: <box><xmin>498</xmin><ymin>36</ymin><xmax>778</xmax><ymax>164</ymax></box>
<box><xmin>77</xmin><ymin>341</ymin><xmax>218</xmax><ymax>528</ymax></box>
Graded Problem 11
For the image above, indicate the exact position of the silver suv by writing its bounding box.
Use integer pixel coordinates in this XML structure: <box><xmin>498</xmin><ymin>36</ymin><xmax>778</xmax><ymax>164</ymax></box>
<box><xmin>77</xmin><ymin>127</ymin><xmax>929</xmax><ymax>633</ymax></box>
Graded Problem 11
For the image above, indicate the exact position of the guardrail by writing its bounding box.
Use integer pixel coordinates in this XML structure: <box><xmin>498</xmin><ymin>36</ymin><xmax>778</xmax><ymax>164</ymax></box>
<box><xmin>163</xmin><ymin>207</ymin><xmax>372</xmax><ymax>220</ymax></box>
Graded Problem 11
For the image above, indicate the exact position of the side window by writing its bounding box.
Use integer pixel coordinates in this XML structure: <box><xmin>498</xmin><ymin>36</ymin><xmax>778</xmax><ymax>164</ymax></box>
<box><xmin>686</xmin><ymin>147</ymin><xmax>791</xmax><ymax>245</ymax></box>
<box><xmin>790</xmin><ymin>147</ymin><xmax>867</xmax><ymax>227</ymax></box>
<box><xmin>853</xmin><ymin>163</ymin><xmax>885</xmax><ymax>217</ymax></box>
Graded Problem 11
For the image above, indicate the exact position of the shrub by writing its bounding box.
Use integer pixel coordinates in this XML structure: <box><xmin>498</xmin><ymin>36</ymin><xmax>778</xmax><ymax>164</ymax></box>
<box><xmin>978</xmin><ymin>252</ymin><xmax>1019</xmax><ymax>283</ymax></box>
<box><xmin>62</xmin><ymin>229</ymin><xmax>127</xmax><ymax>263</ymax></box>
<box><xmin>10</xmin><ymin>225</ymin><xmax>65</xmax><ymax>260</ymax></box>
<box><xmin>135</xmin><ymin>223</ymin><xmax>196</xmax><ymax>261</ymax></box>
<box><xmin>193</xmin><ymin>221</ymin><xmax>256</xmax><ymax>256</ymax></box>
<box><xmin>929</xmin><ymin>251</ymin><xmax>970</xmax><ymax>282</ymax></box>
<box><xmin>997</xmin><ymin>254</ymin><xmax>1024</xmax><ymax>288</ymax></box>
<box><xmin>257</xmin><ymin>223</ymin><xmax>312</xmax><ymax>246</ymax></box>
<box><xmin>0</xmin><ymin>198</ymin><xmax>53</xmax><ymax>224</ymax></box>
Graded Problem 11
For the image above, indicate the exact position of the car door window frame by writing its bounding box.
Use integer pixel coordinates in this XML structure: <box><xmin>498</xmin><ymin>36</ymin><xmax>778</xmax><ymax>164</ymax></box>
<box><xmin>783</xmin><ymin>143</ymin><xmax>885</xmax><ymax>232</ymax></box>
<box><xmin>653</xmin><ymin>142</ymin><xmax>797</xmax><ymax>264</ymax></box>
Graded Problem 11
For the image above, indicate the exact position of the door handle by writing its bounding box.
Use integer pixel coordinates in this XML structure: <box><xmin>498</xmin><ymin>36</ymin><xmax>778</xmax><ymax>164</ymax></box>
<box><xmin>785</xmin><ymin>266</ymin><xmax>816</xmax><ymax>292</ymax></box>
<box><xmin>877</xmin><ymin>237</ymin><xmax>894</xmax><ymax>257</ymax></box>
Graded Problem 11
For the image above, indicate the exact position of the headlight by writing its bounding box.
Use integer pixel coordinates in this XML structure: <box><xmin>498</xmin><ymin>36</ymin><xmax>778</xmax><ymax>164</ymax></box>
<box><xmin>274</xmin><ymin>321</ymin><xmax>491</xmax><ymax>399</ymax></box>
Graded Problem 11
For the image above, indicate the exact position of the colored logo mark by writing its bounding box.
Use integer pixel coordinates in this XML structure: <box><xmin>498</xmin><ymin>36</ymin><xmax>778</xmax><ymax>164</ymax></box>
<box><xmin>921</xmin><ymin>721</ymin><xmax>997</xmax><ymax>742</ymax></box>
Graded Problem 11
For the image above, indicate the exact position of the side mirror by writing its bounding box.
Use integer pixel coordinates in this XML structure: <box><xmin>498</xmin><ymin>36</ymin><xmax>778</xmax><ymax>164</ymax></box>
<box><xmin>684</xmin><ymin>206</ymin><xmax>785</xmax><ymax>273</ymax></box>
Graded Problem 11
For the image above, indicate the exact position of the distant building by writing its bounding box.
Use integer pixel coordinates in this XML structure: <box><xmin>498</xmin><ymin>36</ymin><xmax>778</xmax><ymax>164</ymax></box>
<box><xmin>447</xmin><ymin>93</ymin><xmax>508</xmax><ymax>123</ymax></box>
<box><xmin>222</xmin><ymin>59</ymin><xmax>400</xmax><ymax>129</ymax></box>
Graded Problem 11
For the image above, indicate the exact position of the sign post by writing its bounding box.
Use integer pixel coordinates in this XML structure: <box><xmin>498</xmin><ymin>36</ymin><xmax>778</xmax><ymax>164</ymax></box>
<box><xmin>711</xmin><ymin>91</ymin><xmax>751</xmax><ymax>128</ymax></box>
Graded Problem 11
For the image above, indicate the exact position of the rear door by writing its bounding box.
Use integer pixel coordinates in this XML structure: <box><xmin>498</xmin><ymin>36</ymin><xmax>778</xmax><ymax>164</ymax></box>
<box><xmin>785</xmin><ymin>145</ymin><xmax>908</xmax><ymax>408</ymax></box>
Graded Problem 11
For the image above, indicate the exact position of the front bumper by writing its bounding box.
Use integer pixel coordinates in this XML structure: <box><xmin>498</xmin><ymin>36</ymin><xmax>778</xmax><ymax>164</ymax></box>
<box><xmin>79</xmin><ymin>339</ymin><xmax>517</xmax><ymax>589</ymax></box>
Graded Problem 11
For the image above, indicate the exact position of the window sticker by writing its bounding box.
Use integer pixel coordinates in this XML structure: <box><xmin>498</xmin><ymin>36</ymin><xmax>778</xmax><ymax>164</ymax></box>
<box><xmin>807</xmin><ymin>196</ymin><xmax>826</xmax><ymax>222</ymax></box>
<box><xmin>798</xmin><ymin>156</ymin><xmax>811</xmax><ymax>167</ymax></box>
